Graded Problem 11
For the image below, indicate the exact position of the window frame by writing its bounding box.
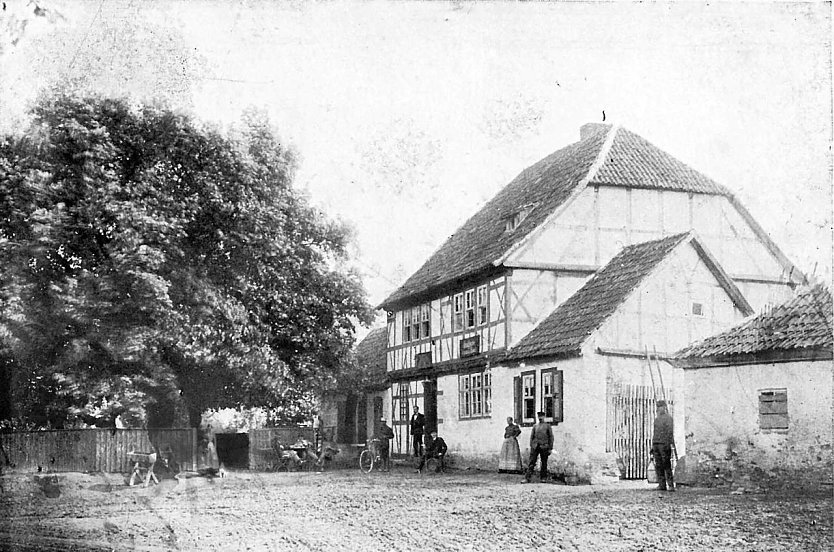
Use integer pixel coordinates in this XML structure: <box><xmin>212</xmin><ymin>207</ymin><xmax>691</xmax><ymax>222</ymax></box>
<box><xmin>459</xmin><ymin>370</ymin><xmax>492</xmax><ymax>420</ymax></box>
<box><xmin>477</xmin><ymin>285</ymin><xmax>488</xmax><ymax>326</ymax></box>
<box><xmin>453</xmin><ymin>293</ymin><xmax>464</xmax><ymax>332</ymax></box>
<box><xmin>465</xmin><ymin>289</ymin><xmax>476</xmax><ymax>328</ymax></box>
<box><xmin>411</xmin><ymin>306</ymin><xmax>421</xmax><ymax>340</ymax></box>
<box><xmin>758</xmin><ymin>388</ymin><xmax>788</xmax><ymax>431</ymax></box>
<box><xmin>691</xmin><ymin>301</ymin><xmax>704</xmax><ymax>317</ymax></box>
<box><xmin>398</xmin><ymin>383</ymin><xmax>410</xmax><ymax>421</ymax></box>
<box><xmin>540</xmin><ymin>368</ymin><xmax>564</xmax><ymax>424</ymax></box>
<box><xmin>521</xmin><ymin>370</ymin><xmax>536</xmax><ymax>425</ymax></box>
<box><xmin>403</xmin><ymin>309</ymin><xmax>412</xmax><ymax>342</ymax></box>
<box><xmin>420</xmin><ymin>304</ymin><xmax>431</xmax><ymax>339</ymax></box>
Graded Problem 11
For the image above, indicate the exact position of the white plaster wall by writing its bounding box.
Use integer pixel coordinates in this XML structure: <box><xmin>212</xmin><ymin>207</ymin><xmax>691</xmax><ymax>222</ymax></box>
<box><xmin>508</xmin><ymin>270</ymin><xmax>588</xmax><ymax>347</ymax></box>
<box><xmin>595</xmin><ymin>242</ymin><xmax>745</xmax><ymax>354</ymax></box>
<box><xmin>432</xmin><ymin>366</ymin><xmax>516</xmax><ymax>465</ymax></box>
<box><xmin>506</xmin><ymin>187</ymin><xmax>794</xmax><ymax>313</ymax></box>
<box><xmin>684</xmin><ymin>360</ymin><xmax>833</xmax><ymax>481</ymax></box>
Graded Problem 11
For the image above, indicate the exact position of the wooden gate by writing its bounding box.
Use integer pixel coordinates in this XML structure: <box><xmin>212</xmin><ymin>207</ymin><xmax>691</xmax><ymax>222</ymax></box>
<box><xmin>606</xmin><ymin>383</ymin><xmax>674</xmax><ymax>479</ymax></box>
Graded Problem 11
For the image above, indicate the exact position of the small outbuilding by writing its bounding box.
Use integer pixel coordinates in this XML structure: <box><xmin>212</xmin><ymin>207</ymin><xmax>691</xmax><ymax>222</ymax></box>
<box><xmin>673</xmin><ymin>284</ymin><xmax>833</xmax><ymax>488</ymax></box>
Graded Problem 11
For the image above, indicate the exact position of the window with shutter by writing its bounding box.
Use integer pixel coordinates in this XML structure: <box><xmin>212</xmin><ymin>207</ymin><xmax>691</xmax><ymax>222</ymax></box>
<box><xmin>541</xmin><ymin>369</ymin><xmax>563</xmax><ymax>423</ymax></box>
<box><xmin>521</xmin><ymin>371</ymin><xmax>536</xmax><ymax>425</ymax></box>
<box><xmin>759</xmin><ymin>389</ymin><xmax>788</xmax><ymax>430</ymax></box>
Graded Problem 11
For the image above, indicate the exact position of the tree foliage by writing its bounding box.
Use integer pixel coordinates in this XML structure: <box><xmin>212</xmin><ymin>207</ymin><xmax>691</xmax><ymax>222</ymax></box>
<box><xmin>0</xmin><ymin>93</ymin><xmax>372</xmax><ymax>428</ymax></box>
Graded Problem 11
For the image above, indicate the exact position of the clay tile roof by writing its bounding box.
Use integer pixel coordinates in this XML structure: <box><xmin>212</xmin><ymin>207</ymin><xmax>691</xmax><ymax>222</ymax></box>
<box><xmin>506</xmin><ymin>233</ymin><xmax>690</xmax><ymax>361</ymax></box>
<box><xmin>381</xmin><ymin>125</ymin><xmax>609</xmax><ymax>308</ymax></box>
<box><xmin>591</xmin><ymin>127</ymin><xmax>730</xmax><ymax>195</ymax></box>
<box><xmin>381</xmin><ymin>125</ymin><xmax>733</xmax><ymax>309</ymax></box>
<box><xmin>675</xmin><ymin>284</ymin><xmax>833</xmax><ymax>360</ymax></box>
<box><xmin>354</xmin><ymin>327</ymin><xmax>388</xmax><ymax>385</ymax></box>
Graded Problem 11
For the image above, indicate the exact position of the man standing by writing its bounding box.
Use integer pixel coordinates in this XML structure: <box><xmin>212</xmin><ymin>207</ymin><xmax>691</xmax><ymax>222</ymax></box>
<box><xmin>312</xmin><ymin>412</ymin><xmax>322</xmax><ymax>455</ymax></box>
<box><xmin>410</xmin><ymin>405</ymin><xmax>425</xmax><ymax>457</ymax></box>
<box><xmin>651</xmin><ymin>400</ymin><xmax>676</xmax><ymax>491</ymax></box>
<box><xmin>415</xmin><ymin>430</ymin><xmax>447</xmax><ymax>473</ymax></box>
<box><xmin>377</xmin><ymin>418</ymin><xmax>395</xmax><ymax>472</ymax></box>
<box><xmin>524</xmin><ymin>411</ymin><xmax>553</xmax><ymax>483</ymax></box>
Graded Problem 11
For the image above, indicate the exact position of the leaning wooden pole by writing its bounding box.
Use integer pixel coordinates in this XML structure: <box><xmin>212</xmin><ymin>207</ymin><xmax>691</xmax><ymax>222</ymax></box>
<box><xmin>653</xmin><ymin>345</ymin><xmax>667</xmax><ymax>402</ymax></box>
<box><xmin>645</xmin><ymin>346</ymin><xmax>658</xmax><ymax>402</ymax></box>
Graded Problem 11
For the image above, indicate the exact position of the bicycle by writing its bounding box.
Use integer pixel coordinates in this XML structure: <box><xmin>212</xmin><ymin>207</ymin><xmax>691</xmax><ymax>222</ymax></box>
<box><xmin>359</xmin><ymin>438</ymin><xmax>384</xmax><ymax>473</ymax></box>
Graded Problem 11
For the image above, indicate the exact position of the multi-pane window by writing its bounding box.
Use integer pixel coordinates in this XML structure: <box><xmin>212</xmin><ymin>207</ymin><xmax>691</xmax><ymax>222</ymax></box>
<box><xmin>411</xmin><ymin>306</ymin><xmax>421</xmax><ymax>340</ymax></box>
<box><xmin>403</xmin><ymin>304</ymin><xmax>430</xmax><ymax>342</ymax></box>
<box><xmin>477</xmin><ymin>286</ymin><xmax>488</xmax><ymax>326</ymax></box>
<box><xmin>453</xmin><ymin>293</ymin><xmax>464</xmax><ymax>331</ymax></box>
<box><xmin>454</xmin><ymin>286</ymin><xmax>489</xmax><ymax>331</ymax></box>
<box><xmin>398</xmin><ymin>383</ymin><xmax>410</xmax><ymax>420</ymax></box>
<box><xmin>522</xmin><ymin>372</ymin><xmax>536</xmax><ymax>424</ymax></box>
<box><xmin>459</xmin><ymin>370</ymin><xmax>492</xmax><ymax>419</ymax></box>
<box><xmin>420</xmin><ymin>304</ymin><xmax>430</xmax><ymax>338</ymax></box>
<box><xmin>465</xmin><ymin>290</ymin><xmax>476</xmax><ymax>328</ymax></box>
<box><xmin>541</xmin><ymin>369</ymin><xmax>564</xmax><ymax>423</ymax></box>
<box><xmin>759</xmin><ymin>389</ymin><xmax>788</xmax><ymax>430</ymax></box>
<box><xmin>403</xmin><ymin>309</ymin><xmax>412</xmax><ymax>342</ymax></box>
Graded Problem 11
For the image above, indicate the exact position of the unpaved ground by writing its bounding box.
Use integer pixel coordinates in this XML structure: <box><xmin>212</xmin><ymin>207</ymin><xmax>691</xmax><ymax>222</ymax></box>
<box><xmin>0</xmin><ymin>467</ymin><xmax>831</xmax><ymax>551</ymax></box>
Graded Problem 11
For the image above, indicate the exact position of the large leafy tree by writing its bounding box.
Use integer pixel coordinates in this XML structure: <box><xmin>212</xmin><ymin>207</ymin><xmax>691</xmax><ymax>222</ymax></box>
<box><xmin>0</xmin><ymin>93</ymin><xmax>372</xmax><ymax>429</ymax></box>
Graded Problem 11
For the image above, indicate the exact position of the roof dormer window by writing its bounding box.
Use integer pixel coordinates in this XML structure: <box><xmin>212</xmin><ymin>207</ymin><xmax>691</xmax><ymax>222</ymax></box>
<box><xmin>503</xmin><ymin>203</ymin><xmax>537</xmax><ymax>233</ymax></box>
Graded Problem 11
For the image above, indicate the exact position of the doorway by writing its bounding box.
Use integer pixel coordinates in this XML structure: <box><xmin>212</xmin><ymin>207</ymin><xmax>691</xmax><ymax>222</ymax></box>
<box><xmin>423</xmin><ymin>379</ymin><xmax>438</xmax><ymax>447</ymax></box>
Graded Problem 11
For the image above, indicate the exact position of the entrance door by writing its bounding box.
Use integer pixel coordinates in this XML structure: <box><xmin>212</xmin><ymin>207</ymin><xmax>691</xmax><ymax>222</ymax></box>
<box><xmin>342</xmin><ymin>393</ymin><xmax>357</xmax><ymax>444</ymax></box>
<box><xmin>373</xmin><ymin>396</ymin><xmax>384</xmax><ymax>437</ymax></box>
<box><xmin>423</xmin><ymin>379</ymin><xmax>438</xmax><ymax>447</ymax></box>
<box><xmin>357</xmin><ymin>395</ymin><xmax>367</xmax><ymax>444</ymax></box>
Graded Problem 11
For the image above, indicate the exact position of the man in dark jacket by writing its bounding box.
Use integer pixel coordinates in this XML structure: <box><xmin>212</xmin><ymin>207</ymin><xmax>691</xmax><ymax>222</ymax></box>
<box><xmin>651</xmin><ymin>400</ymin><xmax>676</xmax><ymax>491</ymax></box>
<box><xmin>410</xmin><ymin>405</ymin><xmax>425</xmax><ymax>457</ymax></box>
<box><xmin>377</xmin><ymin>418</ymin><xmax>395</xmax><ymax>472</ymax></box>
<box><xmin>524</xmin><ymin>411</ymin><xmax>554</xmax><ymax>483</ymax></box>
<box><xmin>416</xmin><ymin>431</ymin><xmax>447</xmax><ymax>473</ymax></box>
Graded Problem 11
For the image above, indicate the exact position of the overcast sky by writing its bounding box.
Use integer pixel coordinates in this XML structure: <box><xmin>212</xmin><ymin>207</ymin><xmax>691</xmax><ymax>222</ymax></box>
<box><xmin>2</xmin><ymin>1</ymin><xmax>831</xmax><ymax>328</ymax></box>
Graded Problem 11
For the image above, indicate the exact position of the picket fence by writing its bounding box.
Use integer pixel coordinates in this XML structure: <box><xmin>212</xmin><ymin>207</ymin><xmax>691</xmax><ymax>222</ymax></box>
<box><xmin>0</xmin><ymin>428</ymin><xmax>198</xmax><ymax>473</ymax></box>
<box><xmin>606</xmin><ymin>383</ymin><xmax>674</xmax><ymax>480</ymax></box>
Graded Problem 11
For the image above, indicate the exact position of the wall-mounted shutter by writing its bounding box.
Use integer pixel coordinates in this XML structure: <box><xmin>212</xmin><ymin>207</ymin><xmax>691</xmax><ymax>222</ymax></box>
<box><xmin>513</xmin><ymin>376</ymin><xmax>522</xmax><ymax>425</ymax></box>
<box><xmin>759</xmin><ymin>389</ymin><xmax>788</xmax><ymax>429</ymax></box>
<box><xmin>554</xmin><ymin>370</ymin><xmax>564</xmax><ymax>423</ymax></box>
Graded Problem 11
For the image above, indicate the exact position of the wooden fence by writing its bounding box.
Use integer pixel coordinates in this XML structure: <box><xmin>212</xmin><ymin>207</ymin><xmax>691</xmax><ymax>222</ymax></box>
<box><xmin>248</xmin><ymin>427</ymin><xmax>314</xmax><ymax>470</ymax></box>
<box><xmin>0</xmin><ymin>428</ymin><xmax>197</xmax><ymax>473</ymax></box>
<box><xmin>606</xmin><ymin>383</ymin><xmax>675</xmax><ymax>480</ymax></box>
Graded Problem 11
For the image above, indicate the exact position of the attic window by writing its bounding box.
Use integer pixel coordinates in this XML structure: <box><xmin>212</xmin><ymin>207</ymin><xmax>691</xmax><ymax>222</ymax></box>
<box><xmin>503</xmin><ymin>203</ymin><xmax>537</xmax><ymax>232</ymax></box>
<box><xmin>691</xmin><ymin>302</ymin><xmax>704</xmax><ymax>317</ymax></box>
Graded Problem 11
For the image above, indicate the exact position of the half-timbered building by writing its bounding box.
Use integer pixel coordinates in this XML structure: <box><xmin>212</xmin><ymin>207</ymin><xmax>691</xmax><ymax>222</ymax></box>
<box><xmin>377</xmin><ymin>123</ymin><xmax>803</xmax><ymax>475</ymax></box>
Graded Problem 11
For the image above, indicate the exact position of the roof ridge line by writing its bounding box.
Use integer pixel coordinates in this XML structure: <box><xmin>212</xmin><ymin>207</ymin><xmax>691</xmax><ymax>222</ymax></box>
<box><xmin>494</xmin><ymin>125</ymin><xmax>621</xmax><ymax>267</ymax></box>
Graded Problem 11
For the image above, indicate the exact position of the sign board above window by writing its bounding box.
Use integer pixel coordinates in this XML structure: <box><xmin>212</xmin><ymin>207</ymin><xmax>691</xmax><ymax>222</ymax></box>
<box><xmin>460</xmin><ymin>336</ymin><xmax>480</xmax><ymax>358</ymax></box>
<box><xmin>415</xmin><ymin>351</ymin><xmax>432</xmax><ymax>370</ymax></box>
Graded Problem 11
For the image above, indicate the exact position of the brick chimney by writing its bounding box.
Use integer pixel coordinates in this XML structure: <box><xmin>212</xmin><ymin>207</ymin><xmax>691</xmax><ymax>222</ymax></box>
<box><xmin>580</xmin><ymin>123</ymin><xmax>610</xmax><ymax>140</ymax></box>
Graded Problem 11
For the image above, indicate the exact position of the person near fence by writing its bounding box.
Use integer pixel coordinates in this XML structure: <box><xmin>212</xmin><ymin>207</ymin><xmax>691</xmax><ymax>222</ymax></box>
<box><xmin>410</xmin><ymin>405</ymin><xmax>425</xmax><ymax>457</ymax></box>
<box><xmin>523</xmin><ymin>411</ymin><xmax>553</xmax><ymax>483</ymax></box>
<box><xmin>377</xmin><ymin>418</ymin><xmax>394</xmax><ymax>471</ymax></box>
<box><xmin>415</xmin><ymin>430</ymin><xmax>447</xmax><ymax>473</ymax></box>
<box><xmin>312</xmin><ymin>412</ymin><xmax>322</xmax><ymax>455</ymax></box>
<box><xmin>651</xmin><ymin>400</ymin><xmax>676</xmax><ymax>491</ymax></box>
<box><xmin>498</xmin><ymin>416</ymin><xmax>523</xmax><ymax>473</ymax></box>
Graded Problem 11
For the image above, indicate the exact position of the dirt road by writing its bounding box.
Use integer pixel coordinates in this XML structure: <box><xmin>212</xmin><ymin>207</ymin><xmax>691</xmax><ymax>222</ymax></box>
<box><xmin>0</xmin><ymin>467</ymin><xmax>831</xmax><ymax>551</ymax></box>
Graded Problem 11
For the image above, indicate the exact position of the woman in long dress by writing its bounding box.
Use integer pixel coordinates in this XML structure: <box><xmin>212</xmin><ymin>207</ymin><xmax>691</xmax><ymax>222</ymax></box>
<box><xmin>498</xmin><ymin>416</ymin><xmax>523</xmax><ymax>473</ymax></box>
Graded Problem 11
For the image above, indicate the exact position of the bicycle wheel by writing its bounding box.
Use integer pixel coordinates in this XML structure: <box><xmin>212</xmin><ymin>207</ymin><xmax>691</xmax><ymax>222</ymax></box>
<box><xmin>359</xmin><ymin>450</ymin><xmax>374</xmax><ymax>473</ymax></box>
